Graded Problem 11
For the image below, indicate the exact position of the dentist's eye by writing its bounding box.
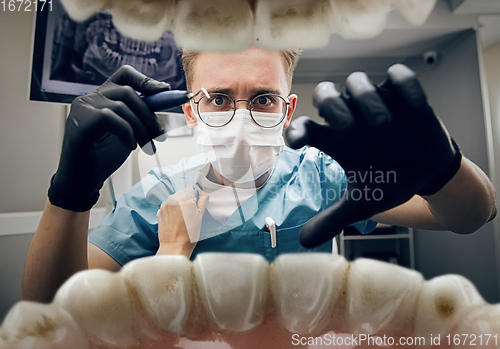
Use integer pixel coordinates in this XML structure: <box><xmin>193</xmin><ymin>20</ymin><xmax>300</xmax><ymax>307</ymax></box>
<box><xmin>255</xmin><ymin>95</ymin><xmax>274</xmax><ymax>106</ymax></box>
<box><xmin>201</xmin><ymin>94</ymin><xmax>233</xmax><ymax>112</ymax></box>
<box><xmin>213</xmin><ymin>96</ymin><xmax>225</xmax><ymax>106</ymax></box>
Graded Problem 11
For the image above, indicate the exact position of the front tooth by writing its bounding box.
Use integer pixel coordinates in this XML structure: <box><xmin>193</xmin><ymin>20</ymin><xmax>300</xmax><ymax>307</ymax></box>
<box><xmin>53</xmin><ymin>269</ymin><xmax>136</xmax><ymax>347</ymax></box>
<box><xmin>0</xmin><ymin>301</ymin><xmax>89</xmax><ymax>349</ymax></box>
<box><xmin>347</xmin><ymin>258</ymin><xmax>424</xmax><ymax>335</ymax></box>
<box><xmin>120</xmin><ymin>255</ymin><xmax>192</xmax><ymax>333</ymax></box>
<box><xmin>254</xmin><ymin>0</ymin><xmax>334</xmax><ymax>50</ymax></box>
<box><xmin>414</xmin><ymin>274</ymin><xmax>486</xmax><ymax>338</ymax></box>
<box><xmin>270</xmin><ymin>253</ymin><xmax>348</xmax><ymax>335</ymax></box>
<box><xmin>451</xmin><ymin>304</ymin><xmax>500</xmax><ymax>347</ymax></box>
<box><xmin>193</xmin><ymin>253</ymin><xmax>268</xmax><ymax>332</ymax></box>
<box><xmin>171</xmin><ymin>0</ymin><xmax>254</xmax><ymax>52</ymax></box>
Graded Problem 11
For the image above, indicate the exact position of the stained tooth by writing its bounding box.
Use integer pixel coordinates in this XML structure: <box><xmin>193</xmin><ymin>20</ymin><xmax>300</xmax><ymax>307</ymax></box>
<box><xmin>254</xmin><ymin>0</ymin><xmax>334</xmax><ymax>50</ymax></box>
<box><xmin>451</xmin><ymin>304</ymin><xmax>500</xmax><ymax>348</ymax></box>
<box><xmin>414</xmin><ymin>274</ymin><xmax>486</xmax><ymax>339</ymax></box>
<box><xmin>193</xmin><ymin>253</ymin><xmax>268</xmax><ymax>332</ymax></box>
<box><xmin>53</xmin><ymin>269</ymin><xmax>137</xmax><ymax>347</ymax></box>
<box><xmin>269</xmin><ymin>253</ymin><xmax>348</xmax><ymax>335</ymax></box>
<box><xmin>0</xmin><ymin>301</ymin><xmax>89</xmax><ymax>349</ymax></box>
<box><xmin>120</xmin><ymin>256</ymin><xmax>192</xmax><ymax>333</ymax></box>
<box><xmin>171</xmin><ymin>0</ymin><xmax>254</xmax><ymax>52</ymax></box>
<box><xmin>347</xmin><ymin>258</ymin><xmax>424</xmax><ymax>335</ymax></box>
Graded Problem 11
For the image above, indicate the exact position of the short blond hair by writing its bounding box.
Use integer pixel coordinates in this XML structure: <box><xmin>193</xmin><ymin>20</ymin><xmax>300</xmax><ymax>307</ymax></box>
<box><xmin>182</xmin><ymin>49</ymin><xmax>300</xmax><ymax>92</ymax></box>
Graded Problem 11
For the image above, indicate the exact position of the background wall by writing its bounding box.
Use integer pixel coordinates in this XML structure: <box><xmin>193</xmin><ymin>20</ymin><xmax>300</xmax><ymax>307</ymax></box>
<box><xmin>483</xmin><ymin>35</ymin><xmax>500</xmax><ymax>303</ymax></box>
<box><xmin>0</xmin><ymin>10</ymin><xmax>65</xmax><ymax>320</ymax></box>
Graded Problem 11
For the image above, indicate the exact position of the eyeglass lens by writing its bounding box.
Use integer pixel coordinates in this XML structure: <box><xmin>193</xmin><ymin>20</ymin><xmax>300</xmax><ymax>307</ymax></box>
<box><xmin>197</xmin><ymin>93</ymin><xmax>287</xmax><ymax>127</ymax></box>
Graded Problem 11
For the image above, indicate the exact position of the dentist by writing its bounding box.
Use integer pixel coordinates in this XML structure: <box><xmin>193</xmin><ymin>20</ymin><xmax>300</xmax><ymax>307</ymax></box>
<box><xmin>22</xmin><ymin>46</ymin><xmax>496</xmax><ymax>303</ymax></box>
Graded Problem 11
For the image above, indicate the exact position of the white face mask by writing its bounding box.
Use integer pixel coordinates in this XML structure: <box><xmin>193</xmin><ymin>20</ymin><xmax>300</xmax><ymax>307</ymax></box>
<box><xmin>196</xmin><ymin>109</ymin><xmax>286</xmax><ymax>184</ymax></box>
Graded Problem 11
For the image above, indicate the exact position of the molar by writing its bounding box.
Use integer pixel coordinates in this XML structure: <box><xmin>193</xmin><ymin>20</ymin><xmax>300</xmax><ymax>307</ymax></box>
<box><xmin>53</xmin><ymin>269</ymin><xmax>136</xmax><ymax>347</ymax></box>
<box><xmin>329</xmin><ymin>0</ymin><xmax>393</xmax><ymax>40</ymax></box>
<box><xmin>254</xmin><ymin>0</ymin><xmax>334</xmax><ymax>50</ymax></box>
<box><xmin>414</xmin><ymin>274</ymin><xmax>487</xmax><ymax>339</ymax></box>
<box><xmin>171</xmin><ymin>0</ymin><xmax>254</xmax><ymax>52</ymax></box>
<box><xmin>347</xmin><ymin>258</ymin><xmax>424</xmax><ymax>335</ymax></box>
<box><xmin>451</xmin><ymin>304</ymin><xmax>500</xmax><ymax>347</ymax></box>
<box><xmin>0</xmin><ymin>301</ymin><xmax>89</xmax><ymax>349</ymax></box>
<box><xmin>110</xmin><ymin>0</ymin><xmax>175</xmax><ymax>42</ymax></box>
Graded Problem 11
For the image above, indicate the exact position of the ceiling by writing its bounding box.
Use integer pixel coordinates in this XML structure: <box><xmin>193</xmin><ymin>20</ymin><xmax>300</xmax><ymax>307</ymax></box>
<box><xmin>294</xmin><ymin>0</ymin><xmax>500</xmax><ymax>83</ymax></box>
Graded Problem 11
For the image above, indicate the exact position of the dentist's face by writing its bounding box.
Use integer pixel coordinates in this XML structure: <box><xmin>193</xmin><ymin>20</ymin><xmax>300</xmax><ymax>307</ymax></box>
<box><xmin>182</xmin><ymin>46</ymin><xmax>298</xmax><ymax>128</ymax></box>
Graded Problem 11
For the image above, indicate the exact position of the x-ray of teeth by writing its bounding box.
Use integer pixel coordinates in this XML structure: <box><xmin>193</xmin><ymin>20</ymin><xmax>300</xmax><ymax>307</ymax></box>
<box><xmin>49</xmin><ymin>2</ymin><xmax>186</xmax><ymax>89</ymax></box>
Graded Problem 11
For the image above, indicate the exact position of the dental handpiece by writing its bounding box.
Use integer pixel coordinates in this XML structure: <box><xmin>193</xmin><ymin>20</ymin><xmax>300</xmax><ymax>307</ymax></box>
<box><xmin>141</xmin><ymin>90</ymin><xmax>193</xmax><ymax>112</ymax></box>
<box><xmin>141</xmin><ymin>88</ymin><xmax>209</xmax><ymax>112</ymax></box>
<box><xmin>140</xmin><ymin>88</ymin><xmax>209</xmax><ymax>178</ymax></box>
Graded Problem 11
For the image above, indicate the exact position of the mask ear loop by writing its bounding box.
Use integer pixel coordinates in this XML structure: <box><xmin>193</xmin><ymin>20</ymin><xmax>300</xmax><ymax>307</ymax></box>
<box><xmin>189</xmin><ymin>87</ymin><xmax>210</xmax><ymax>100</ymax></box>
<box><xmin>189</xmin><ymin>88</ymin><xmax>209</xmax><ymax>122</ymax></box>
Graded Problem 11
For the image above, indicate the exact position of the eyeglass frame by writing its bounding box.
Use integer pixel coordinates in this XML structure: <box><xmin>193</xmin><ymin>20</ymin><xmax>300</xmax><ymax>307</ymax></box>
<box><xmin>192</xmin><ymin>93</ymin><xmax>291</xmax><ymax>129</ymax></box>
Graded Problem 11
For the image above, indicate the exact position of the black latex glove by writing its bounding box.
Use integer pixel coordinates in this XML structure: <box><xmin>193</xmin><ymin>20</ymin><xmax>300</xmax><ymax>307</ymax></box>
<box><xmin>48</xmin><ymin>65</ymin><xmax>171</xmax><ymax>212</ymax></box>
<box><xmin>286</xmin><ymin>64</ymin><xmax>461</xmax><ymax>248</ymax></box>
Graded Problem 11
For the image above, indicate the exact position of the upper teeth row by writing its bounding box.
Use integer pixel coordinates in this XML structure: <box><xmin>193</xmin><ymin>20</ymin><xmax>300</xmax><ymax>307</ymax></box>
<box><xmin>60</xmin><ymin>0</ymin><xmax>437</xmax><ymax>50</ymax></box>
<box><xmin>1</xmin><ymin>253</ymin><xmax>498</xmax><ymax>348</ymax></box>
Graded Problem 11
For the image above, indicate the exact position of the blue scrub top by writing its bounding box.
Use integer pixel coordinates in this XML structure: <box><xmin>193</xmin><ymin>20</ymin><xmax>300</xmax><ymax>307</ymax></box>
<box><xmin>88</xmin><ymin>146</ymin><xmax>376</xmax><ymax>265</ymax></box>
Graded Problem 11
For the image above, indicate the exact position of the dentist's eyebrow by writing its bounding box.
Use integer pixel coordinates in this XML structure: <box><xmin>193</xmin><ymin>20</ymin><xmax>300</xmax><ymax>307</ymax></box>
<box><xmin>207</xmin><ymin>87</ymin><xmax>232</xmax><ymax>95</ymax></box>
<box><xmin>205</xmin><ymin>87</ymin><xmax>283</xmax><ymax>97</ymax></box>
<box><xmin>250</xmin><ymin>88</ymin><xmax>282</xmax><ymax>96</ymax></box>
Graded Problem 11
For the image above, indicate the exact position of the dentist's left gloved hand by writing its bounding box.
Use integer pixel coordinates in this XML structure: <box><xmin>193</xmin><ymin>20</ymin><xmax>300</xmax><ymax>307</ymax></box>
<box><xmin>48</xmin><ymin>65</ymin><xmax>171</xmax><ymax>212</ymax></box>
<box><xmin>286</xmin><ymin>64</ymin><xmax>462</xmax><ymax>248</ymax></box>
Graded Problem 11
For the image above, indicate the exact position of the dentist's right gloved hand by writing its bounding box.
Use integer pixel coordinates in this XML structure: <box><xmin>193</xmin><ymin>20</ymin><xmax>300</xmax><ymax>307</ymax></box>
<box><xmin>48</xmin><ymin>65</ymin><xmax>171</xmax><ymax>212</ymax></box>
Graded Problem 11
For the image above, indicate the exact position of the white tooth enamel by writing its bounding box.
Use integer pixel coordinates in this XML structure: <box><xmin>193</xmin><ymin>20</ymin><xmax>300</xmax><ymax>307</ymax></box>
<box><xmin>60</xmin><ymin>0</ymin><xmax>108</xmax><ymax>21</ymax></box>
<box><xmin>110</xmin><ymin>0</ymin><xmax>175</xmax><ymax>42</ymax></box>
<box><xmin>171</xmin><ymin>0</ymin><xmax>254</xmax><ymax>52</ymax></box>
<box><xmin>53</xmin><ymin>269</ymin><xmax>136</xmax><ymax>347</ymax></box>
<box><xmin>5</xmin><ymin>254</ymin><xmax>499</xmax><ymax>346</ymax></box>
<box><xmin>414</xmin><ymin>274</ymin><xmax>486</xmax><ymax>338</ymax></box>
<box><xmin>329</xmin><ymin>0</ymin><xmax>393</xmax><ymax>40</ymax></box>
<box><xmin>120</xmin><ymin>255</ymin><xmax>192</xmax><ymax>333</ymax></box>
<box><xmin>60</xmin><ymin>0</ymin><xmax>437</xmax><ymax>48</ymax></box>
<box><xmin>193</xmin><ymin>253</ymin><xmax>268</xmax><ymax>332</ymax></box>
<box><xmin>347</xmin><ymin>258</ymin><xmax>424</xmax><ymax>335</ymax></box>
<box><xmin>452</xmin><ymin>304</ymin><xmax>500</xmax><ymax>347</ymax></box>
<box><xmin>254</xmin><ymin>0</ymin><xmax>333</xmax><ymax>50</ymax></box>
<box><xmin>0</xmin><ymin>301</ymin><xmax>89</xmax><ymax>349</ymax></box>
<box><xmin>270</xmin><ymin>253</ymin><xmax>348</xmax><ymax>335</ymax></box>
<box><xmin>392</xmin><ymin>0</ymin><xmax>437</xmax><ymax>26</ymax></box>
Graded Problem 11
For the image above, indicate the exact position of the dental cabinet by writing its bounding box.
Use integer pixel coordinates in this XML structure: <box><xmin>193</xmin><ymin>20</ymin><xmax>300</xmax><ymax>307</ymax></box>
<box><xmin>339</xmin><ymin>225</ymin><xmax>415</xmax><ymax>270</ymax></box>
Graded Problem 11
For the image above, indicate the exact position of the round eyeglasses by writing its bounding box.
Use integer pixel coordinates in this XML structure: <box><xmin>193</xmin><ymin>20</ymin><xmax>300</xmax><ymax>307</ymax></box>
<box><xmin>193</xmin><ymin>93</ymin><xmax>290</xmax><ymax>128</ymax></box>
